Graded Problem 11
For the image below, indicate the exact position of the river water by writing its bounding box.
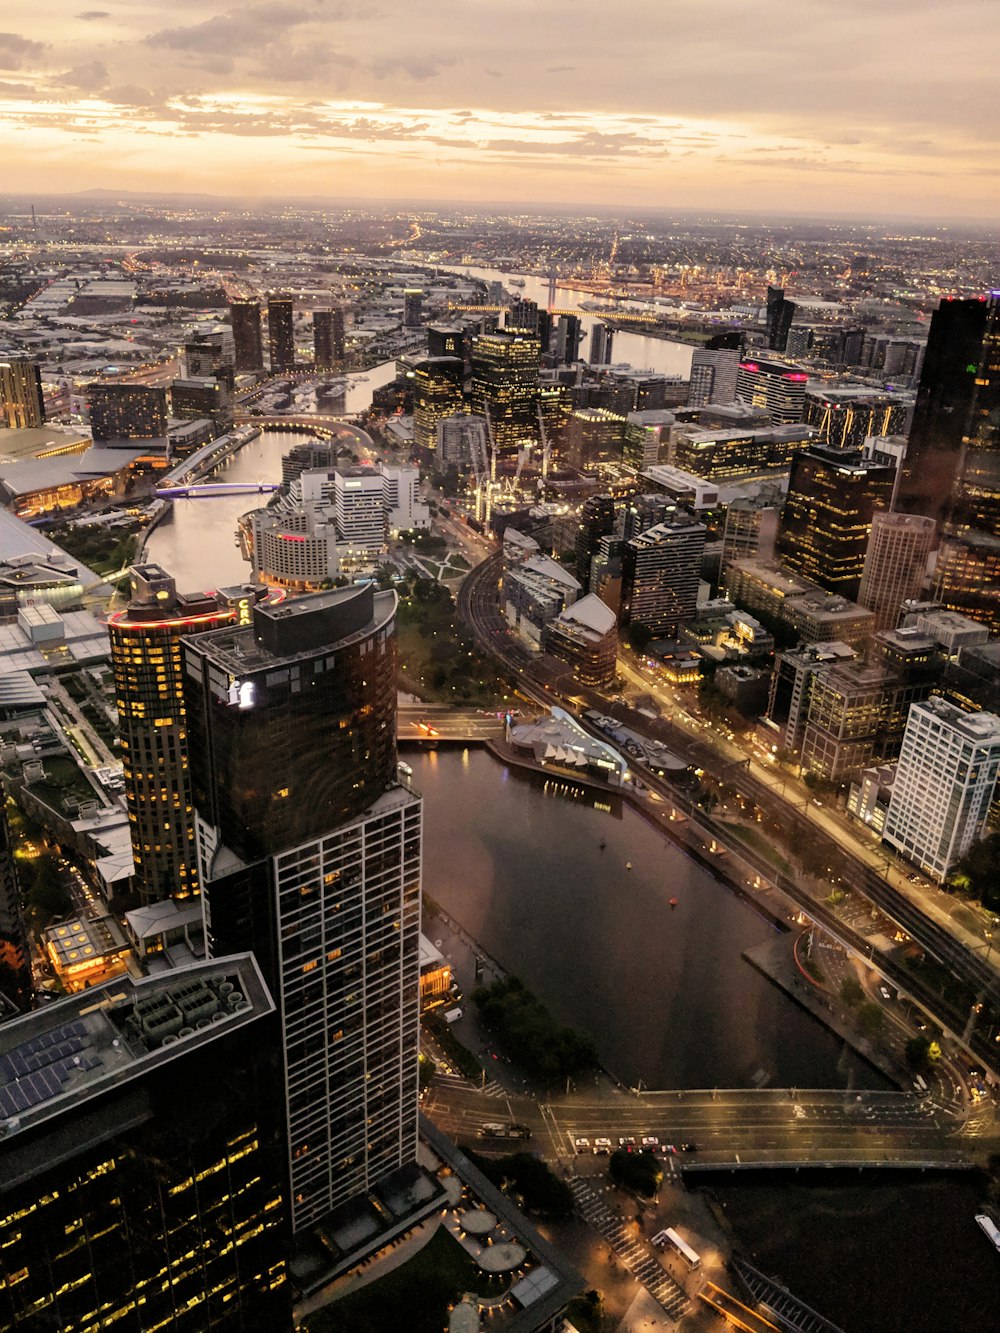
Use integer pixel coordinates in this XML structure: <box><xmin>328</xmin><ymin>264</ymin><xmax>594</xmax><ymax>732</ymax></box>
<box><xmin>446</xmin><ymin>264</ymin><xmax>695</xmax><ymax>380</ymax></box>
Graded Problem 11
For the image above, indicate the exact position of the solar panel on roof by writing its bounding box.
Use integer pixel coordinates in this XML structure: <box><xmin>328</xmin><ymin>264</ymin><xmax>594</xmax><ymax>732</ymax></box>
<box><xmin>0</xmin><ymin>1087</ymin><xmax>18</xmax><ymax>1117</ymax></box>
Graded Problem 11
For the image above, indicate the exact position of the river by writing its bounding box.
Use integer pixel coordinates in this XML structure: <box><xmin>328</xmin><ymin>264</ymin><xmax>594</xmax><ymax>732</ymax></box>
<box><xmin>445</xmin><ymin>264</ymin><xmax>695</xmax><ymax>380</ymax></box>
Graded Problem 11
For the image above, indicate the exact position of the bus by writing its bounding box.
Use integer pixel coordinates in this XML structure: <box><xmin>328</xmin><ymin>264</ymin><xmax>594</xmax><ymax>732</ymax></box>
<box><xmin>653</xmin><ymin>1227</ymin><xmax>701</xmax><ymax>1269</ymax></box>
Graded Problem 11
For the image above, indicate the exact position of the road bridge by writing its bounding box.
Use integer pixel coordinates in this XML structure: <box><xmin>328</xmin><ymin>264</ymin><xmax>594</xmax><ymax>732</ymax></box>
<box><xmin>231</xmin><ymin>411</ymin><xmax>376</xmax><ymax>452</ymax></box>
<box><xmin>397</xmin><ymin>704</ymin><xmax>506</xmax><ymax>743</ymax></box>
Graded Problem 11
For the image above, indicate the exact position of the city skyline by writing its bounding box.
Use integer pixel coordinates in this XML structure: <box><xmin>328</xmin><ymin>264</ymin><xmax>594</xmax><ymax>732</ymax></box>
<box><xmin>1</xmin><ymin>2</ymin><xmax>999</xmax><ymax>219</ymax></box>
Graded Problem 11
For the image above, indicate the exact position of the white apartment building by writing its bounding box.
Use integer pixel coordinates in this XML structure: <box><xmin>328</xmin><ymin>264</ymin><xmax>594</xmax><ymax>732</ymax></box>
<box><xmin>883</xmin><ymin>699</ymin><xmax>1000</xmax><ymax>882</ymax></box>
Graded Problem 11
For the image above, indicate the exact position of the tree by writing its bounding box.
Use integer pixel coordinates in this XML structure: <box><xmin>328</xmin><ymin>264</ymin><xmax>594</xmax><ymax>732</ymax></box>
<box><xmin>949</xmin><ymin>832</ymin><xmax>1000</xmax><ymax>911</ymax></box>
<box><xmin>857</xmin><ymin>1001</ymin><xmax>884</xmax><ymax>1038</ymax></box>
<box><xmin>905</xmin><ymin>1036</ymin><xmax>932</xmax><ymax>1073</ymax></box>
<box><xmin>840</xmin><ymin>976</ymin><xmax>864</xmax><ymax>1008</ymax></box>
<box><xmin>609</xmin><ymin>1149</ymin><xmax>662</xmax><ymax>1199</ymax></box>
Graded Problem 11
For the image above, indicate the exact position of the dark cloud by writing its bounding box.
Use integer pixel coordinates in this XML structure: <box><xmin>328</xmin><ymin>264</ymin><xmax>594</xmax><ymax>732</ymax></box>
<box><xmin>481</xmin><ymin>131</ymin><xmax>664</xmax><ymax>159</ymax></box>
<box><xmin>62</xmin><ymin>60</ymin><xmax>109</xmax><ymax>91</ymax></box>
<box><xmin>75</xmin><ymin>10</ymin><xmax>110</xmax><ymax>19</ymax></box>
<box><xmin>0</xmin><ymin>32</ymin><xmax>45</xmax><ymax>69</ymax></box>
<box><xmin>147</xmin><ymin>3</ymin><xmax>318</xmax><ymax>56</ymax></box>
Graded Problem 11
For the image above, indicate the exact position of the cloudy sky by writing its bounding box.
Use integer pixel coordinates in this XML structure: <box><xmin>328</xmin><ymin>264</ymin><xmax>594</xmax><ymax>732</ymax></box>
<box><xmin>1</xmin><ymin>1</ymin><xmax>997</xmax><ymax>218</ymax></box>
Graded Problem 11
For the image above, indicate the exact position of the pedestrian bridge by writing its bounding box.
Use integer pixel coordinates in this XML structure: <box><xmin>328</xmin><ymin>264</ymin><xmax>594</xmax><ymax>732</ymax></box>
<box><xmin>154</xmin><ymin>481</ymin><xmax>281</xmax><ymax>499</ymax></box>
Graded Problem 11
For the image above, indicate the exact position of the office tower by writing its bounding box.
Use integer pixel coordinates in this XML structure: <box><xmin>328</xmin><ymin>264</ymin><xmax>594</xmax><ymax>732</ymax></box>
<box><xmin>170</xmin><ymin>376</ymin><xmax>233</xmax><ymax>429</ymax></box>
<box><xmin>381</xmin><ymin>461</ymin><xmax>428</xmax><ymax>533</ymax></box>
<box><xmin>86</xmin><ymin>383</ymin><xmax>168</xmax><ymax>444</ymax></box>
<box><xmin>507</xmin><ymin>296</ymin><xmax>541</xmax><ymax>335</ymax></box>
<box><xmin>0</xmin><ymin>806</ymin><xmax>31</xmax><ymax>1012</ymax></box>
<box><xmin>897</xmin><ymin>295</ymin><xmax>996</xmax><ymax>528</ymax></box>
<box><xmin>407</xmin><ymin>356</ymin><xmax>465</xmax><ymax>453</ymax></box>
<box><xmin>735</xmin><ymin>357</ymin><xmax>809</xmax><ymax>424</ymax></box>
<box><xmin>575</xmin><ymin>493</ymin><xmax>617</xmax><ymax>585</ymax></box>
<box><xmin>313</xmin><ymin>307</ymin><xmax>346</xmax><ymax>369</ymax></box>
<box><xmin>230</xmin><ymin>298</ymin><xmax>265</xmax><ymax>372</ymax></box>
<box><xmin>564</xmin><ymin>408</ymin><xmax>626</xmax><ymax>470</ymax></box>
<box><xmin>427</xmin><ymin>324</ymin><xmax>463</xmax><ymax>358</ymax></box>
<box><xmin>858</xmin><ymin>512</ymin><xmax>935</xmax><ymax>631</ymax></box>
<box><xmin>438</xmin><ymin>413</ymin><xmax>489</xmax><ymax>472</ymax></box>
<box><xmin>620</xmin><ymin>513</ymin><xmax>706</xmax><ymax>638</ymax></box>
<box><xmin>0</xmin><ymin>960</ymin><xmax>291</xmax><ymax>1332</ymax></box>
<box><xmin>765</xmin><ymin>285</ymin><xmax>796</xmax><ymax>352</ymax></box>
<box><xmin>470</xmin><ymin>330</ymin><xmax>541</xmax><ymax>451</ymax></box>
<box><xmin>0</xmin><ymin>357</ymin><xmax>45</xmax><ymax>429</ymax></box>
<box><xmin>932</xmin><ymin>530</ymin><xmax>1000</xmax><ymax>635</ymax></box>
<box><xmin>543</xmin><ymin>594</ymin><xmax>619</xmax><ymax>686</ymax></box>
<box><xmin>555</xmin><ymin>314</ymin><xmax>583</xmax><ymax>364</ymax></box>
<box><xmin>883</xmin><ymin>699</ymin><xmax>1000</xmax><ymax>882</ymax></box>
<box><xmin>687</xmin><ymin>347</ymin><xmax>740</xmax><ymax>408</ymax></box>
<box><xmin>777</xmin><ymin>445</ymin><xmax>897</xmax><ymax>600</ymax></box>
<box><xmin>403</xmin><ymin>288</ymin><xmax>424</xmax><ymax>328</ymax></box>
<box><xmin>268</xmin><ymin>296</ymin><xmax>296</xmax><ymax>373</ymax></box>
<box><xmin>184</xmin><ymin>585</ymin><xmax>421</xmax><ymax>1235</ymax></box>
<box><xmin>803</xmin><ymin>387</ymin><xmax>910</xmax><ymax>450</ymax></box>
<box><xmin>184</xmin><ymin>330</ymin><xmax>231</xmax><ymax>380</ymax></box>
<box><xmin>108</xmin><ymin>565</ymin><xmax>251</xmax><ymax>905</ymax></box>
<box><xmin>281</xmin><ymin>439</ymin><xmax>338</xmax><ymax>486</ymax></box>
<box><xmin>623</xmin><ymin>410</ymin><xmax>673</xmax><ymax>472</ymax></box>
<box><xmin>589</xmin><ymin>322</ymin><xmax>614</xmax><ymax>366</ymax></box>
<box><xmin>721</xmin><ymin>493</ymin><xmax>781</xmax><ymax>572</ymax></box>
<box><xmin>623</xmin><ymin>492</ymin><xmax>672</xmax><ymax>542</ymax></box>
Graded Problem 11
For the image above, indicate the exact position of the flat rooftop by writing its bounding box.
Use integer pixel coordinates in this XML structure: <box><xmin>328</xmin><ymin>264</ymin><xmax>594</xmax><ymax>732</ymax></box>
<box><xmin>0</xmin><ymin>956</ymin><xmax>272</xmax><ymax>1141</ymax></box>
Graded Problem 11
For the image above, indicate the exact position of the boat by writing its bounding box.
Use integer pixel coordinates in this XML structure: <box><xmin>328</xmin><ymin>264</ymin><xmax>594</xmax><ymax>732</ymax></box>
<box><xmin>975</xmin><ymin>1213</ymin><xmax>1000</xmax><ymax>1252</ymax></box>
<box><xmin>509</xmin><ymin>278</ymin><xmax>526</xmax><ymax>288</ymax></box>
<box><xmin>626</xmin><ymin>861</ymin><xmax>633</xmax><ymax>871</ymax></box>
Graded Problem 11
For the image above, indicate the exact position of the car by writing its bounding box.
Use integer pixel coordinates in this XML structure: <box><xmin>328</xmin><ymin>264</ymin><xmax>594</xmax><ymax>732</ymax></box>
<box><xmin>593</xmin><ymin>1137</ymin><xmax>612</xmax><ymax>1154</ymax></box>
<box><xmin>879</xmin><ymin>985</ymin><xmax>892</xmax><ymax>1001</ymax></box>
<box><xmin>679</xmin><ymin>1142</ymin><xmax>698</xmax><ymax>1153</ymax></box>
<box><xmin>618</xmin><ymin>1136</ymin><xmax>637</xmax><ymax>1150</ymax></box>
<box><xmin>641</xmin><ymin>1135</ymin><xmax>659</xmax><ymax>1148</ymax></box>
<box><xmin>574</xmin><ymin>1137</ymin><xmax>591</xmax><ymax>1154</ymax></box>
<box><xmin>663</xmin><ymin>1143</ymin><xmax>679</xmax><ymax>1154</ymax></box>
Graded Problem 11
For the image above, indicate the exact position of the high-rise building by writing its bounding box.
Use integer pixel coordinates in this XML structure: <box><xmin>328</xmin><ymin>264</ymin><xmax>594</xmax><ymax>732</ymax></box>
<box><xmin>230</xmin><ymin>299</ymin><xmax>265</xmax><ymax>372</ymax></box>
<box><xmin>564</xmin><ymin>408</ymin><xmax>626</xmax><ymax>470</ymax></box>
<box><xmin>108</xmin><ymin>565</ymin><xmax>254</xmax><ymax>904</ymax></box>
<box><xmin>471</xmin><ymin>330</ymin><xmax>541</xmax><ymax>451</ymax></box>
<box><xmin>1</xmin><ymin>357</ymin><xmax>45</xmax><ymax>429</ymax></box>
<box><xmin>543</xmin><ymin>594</ymin><xmax>619</xmax><ymax>686</ymax></box>
<box><xmin>438</xmin><ymin>413</ymin><xmax>489</xmax><ymax>473</ymax></box>
<box><xmin>735</xmin><ymin>357</ymin><xmax>809</xmax><ymax>424</ymax></box>
<box><xmin>402</xmin><ymin>288</ymin><xmax>424</xmax><ymax>328</ymax></box>
<box><xmin>620</xmin><ymin>514</ymin><xmax>706</xmax><ymax>638</ymax></box>
<box><xmin>555</xmin><ymin>314</ymin><xmax>583</xmax><ymax>364</ymax></box>
<box><xmin>507</xmin><ymin>297</ymin><xmax>541</xmax><ymax>335</ymax></box>
<box><xmin>268</xmin><ymin>296</ymin><xmax>296</xmax><ymax>373</ymax></box>
<box><xmin>86</xmin><ymin>383</ymin><xmax>168</xmax><ymax>445</ymax></box>
<box><xmin>932</xmin><ymin>529</ymin><xmax>1000</xmax><ymax>635</ymax></box>
<box><xmin>0</xmin><ymin>805</ymin><xmax>31</xmax><ymax>1012</ymax></box>
<box><xmin>427</xmin><ymin>324</ymin><xmax>463</xmax><ymax>358</ymax></box>
<box><xmin>183</xmin><ymin>585</ymin><xmax>421</xmax><ymax>1235</ymax></box>
<box><xmin>883</xmin><ymin>699</ymin><xmax>1000</xmax><ymax>882</ymax></box>
<box><xmin>589</xmin><ymin>322</ymin><xmax>614</xmax><ymax>366</ymax></box>
<box><xmin>405</xmin><ymin>356</ymin><xmax>465</xmax><ymax>453</ymax></box>
<box><xmin>170</xmin><ymin>376</ymin><xmax>233</xmax><ymax>429</ymax></box>
<box><xmin>897</xmin><ymin>295</ymin><xmax>997</xmax><ymax>530</ymax></box>
<box><xmin>777</xmin><ymin>445</ymin><xmax>897</xmax><ymax>600</ymax></box>
<box><xmin>687</xmin><ymin>347</ymin><xmax>740</xmax><ymax>408</ymax></box>
<box><xmin>802</xmin><ymin>387</ymin><xmax>910</xmax><ymax>450</ymax></box>
<box><xmin>0</xmin><ymin>959</ymin><xmax>292</xmax><ymax>1332</ymax></box>
<box><xmin>184</xmin><ymin>330</ymin><xmax>231</xmax><ymax>381</ymax></box>
<box><xmin>765</xmin><ymin>285</ymin><xmax>796</xmax><ymax>352</ymax></box>
<box><xmin>857</xmin><ymin>511</ymin><xmax>935</xmax><ymax>631</ymax></box>
<box><xmin>720</xmin><ymin>490</ymin><xmax>782</xmax><ymax>573</ymax></box>
<box><xmin>313</xmin><ymin>307</ymin><xmax>346</xmax><ymax>369</ymax></box>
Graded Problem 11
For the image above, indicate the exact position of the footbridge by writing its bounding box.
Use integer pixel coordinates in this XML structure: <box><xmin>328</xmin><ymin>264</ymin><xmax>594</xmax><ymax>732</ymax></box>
<box><xmin>231</xmin><ymin>411</ymin><xmax>375</xmax><ymax>452</ymax></box>
<box><xmin>730</xmin><ymin>1257</ymin><xmax>846</xmax><ymax>1333</ymax></box>
<box><xmin>154</xmin><ymin>481</ymin><xmax>281</xmax><ymax>499</ymax></box>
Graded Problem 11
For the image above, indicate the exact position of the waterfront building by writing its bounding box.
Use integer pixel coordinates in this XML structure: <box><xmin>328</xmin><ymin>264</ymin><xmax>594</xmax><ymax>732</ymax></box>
<box><xmin>0</xmin><ymin>959</ymin><xmax>291</xmax><ymax>1332</ymax></box>
<box><xmin>169</xmin><ymin>376</ymin><xmax>233</xmax><ymax>430</ymax></box>
<box><xmin>687</xmin><ymin>347</ymin><xmax>740</xmax><ymax>408</ymax></box>
<box><xmin>735</xmin><ymin>356</ymin><xmax>809</xmax><ymax>424</ymax></box>
<box><xmin>230</xmin><ymin>298</ymin><xmax>265</xmax><ymax>372</ymax></box>
<box><xmin>247</xmin><ymin>506</ymin><xmax>340</xmax><ymax>593</ymax></box>
<box><xmin>503</xmin><ymin>554</ymin><xmax>581</xmax><ymax>648</ymax></box>
<box><xmin>620</xmin><ymin>514</ymin><xmax>706</xmax><ymax>638</ymax></box>
<box><xmin>470</xmin><ymin>330</ymin><xmax>541</xmax><ymax>452</ymax></box>
<box><xmin>405</xmin><ymin>356</ymin><xmax>465</xmax><ymax>453</ymax></box>
<box><xmin>1</xmin><ymin>358</ymin><xmax>45</xmax><ymax>429</ymax></box>
<box><xmin>543</xmin><ymin>593</ymin><xmax>619</xmax><ymax>687</ymax></box>
<box><xmin>777</xmin><ymin>445</ymin><xmax>897</xmax><ymax>600</ymax></box>
<box><xmin>802</xmin><ymin>386</ymin><xmax>910</xmax><ymax>451</ymax></box>
<box><xmin>108</xmin><ymin>564</ymin><xmax>253</xmax><ymax>904</ymax></box>
<box><xmin>183</xmin><ymin>585</ymin><xmax>421</xmax><ymax>1235</ymax></box>
<box><xmin>281</xmin><ymin>439</ymin><xmax>338</xmax><ymax>486</ymax></box>
<box><xmin>857</xmin><ymin>511</ymin><xmax>935</xmax><ymax>631</ymax></box>
<box><xmin>313</xmin><ymin>307</ymin><xmax>345</xmax><ymax>369</ymax></box>
<box><xmin>86</xmin><ymin>383</ymin><xmax>168</xmax><ymax>445</ymax></box>
<box><xmin>0</xmin><ymin>805</ymin><xmax>31</xmax><ymax>1011</ymax></box>
<box><xmin>883</xmin><ymin>699</ymin><xmax>1000</xmax><ymax>882</ymax></box>
<box><xmin>183</xmin><ymin>331</ymin><xmax>232</xmax><ymax>384</ymax></box>
<box><xmin>575</xmin><ymin>493</ymin><xmax>618</xmax><ymax>586</ymax></box>
<box><xmin>589</xmin><ymin>323</ymin><xmax>614</xmax><ymax>366</ymax></box>
<box><xmin>268</xmin><ymin>296</ymin><xmax>296</xmax><ymax>373</ymax></box>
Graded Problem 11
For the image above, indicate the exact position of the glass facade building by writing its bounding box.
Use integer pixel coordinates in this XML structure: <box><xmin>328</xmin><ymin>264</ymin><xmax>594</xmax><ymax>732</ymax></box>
<box><xmin>267</xmin><ymin>297</ymin><xmax>295</xmax><ymax>374</ymax></box>
<box><xmin>230</xmin><ymin>300</ymin><xmax>264</xmax><ymax>372</ymax></box>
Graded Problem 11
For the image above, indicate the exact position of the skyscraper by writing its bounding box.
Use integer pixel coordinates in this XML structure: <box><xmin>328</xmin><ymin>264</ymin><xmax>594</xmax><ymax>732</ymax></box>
<box><xmin>313</xmin><ymin>307</ymin><xmax>345</xmax><ymax>369</ymax></box>
<box><xmin>0</xmin><ymin>805</ymin><xmax>31</xmax><ymax>1012</ymax></box>
<box><xmin>932</xmin><ymin>530</ymin><xmax>1000</xmax><ymax>635</ymax></box>
<box><xmin>405</xmin><ymin>356</ymin><xmax>465</xmax><ymax>453</ymax></box>
<box><xmin>87</xmin><ymin>384</ymin><xmax>168</xmax><ymax>444</ymax></box>
<box><xmin>777</xmin><ymin>445</ymin><xmax>897</xmax><ymax>601</ymax></box>
<box><xmin>687</xmin><ymin>347</ymin><xmax>739</xmax><ymax>407</ymax></box>
<box><xmin>268</xmin><ymin>296</ymin><xmax>296</xmax><ymax>373</ymax></box>
<box><xmin>765</xmin><ymin>285</ymin><xmax>796</xmax><ymax>352</ymax></box>
<box><xmin>402</xmin><ymin>289</ymin><xmax>424</xmax><ymax>328</ymax></box>
<box><xmin>0</xmin><ymin>357</ymin><xmax>45</xmax><ymax>429</ymax></box>
<box><xmin>589</xmin><ymin>322</ymin><xmax>614</xmax><ymax>366</ymax></box>
<box><xmin>0</xmin><ymin>959</ymin><xmax>291</xmax><ymax>1332</ymax></box>
<box><xmin>575</xmin><ymin>493</ymin><xmax>617</xmax><ymax>585</ymax></box>
<box><xmin>470</xmin><ymin>330</ymin><xmax>541</xmax><ymax>451</ymax></box>
<box><xmin>183</xmin><ymin>585</ymin><xmax>421</xmax><ymax>1235</ymax></box>
<box><xmin>883</xmin><ymin>699</ymin><xmax>1000</xmax><ymax>882</ymax></box>
<box><xmin>802</xmin><ymin>387</ymin><xmax>910</xmax><ymax>451</ymax></box>
<box><xmin>230</xmin><ymin>299</ymin><xmax>265</xmax><ymax>372</ymax></box>
<box><xmin>427</xmin><ymin>324</ymin><xmax>463</xmax><ymax>358</ymax></box>
<box><xmin>555</xmin><ymin>314</ymin><xmax>583</xmax><ymax>364</ymax></box>
<box><xmin>108</xmin><ymin>565</ymin><xmax>253</xmax><ymax>904</ymax></box>
<box><xmin>735</xmin><ymin>357</ymin><xmax>809</xmax><ymax>424</ymax></box>
<box><xmin>620</xmin><ymin>514</ymin><xmax>706</xmax><ymax>638</ymax></box>
<box><xmin>857</xmin><ymin>511</ymin><xmax>935</xmax><ymax>631</ymax></box>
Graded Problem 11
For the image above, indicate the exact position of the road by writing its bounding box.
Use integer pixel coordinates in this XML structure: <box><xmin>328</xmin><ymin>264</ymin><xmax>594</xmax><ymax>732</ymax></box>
<box><xmin>397</xmin><ymin>704</ymin><xmax>506</xmax><ymax>742</ymax></box>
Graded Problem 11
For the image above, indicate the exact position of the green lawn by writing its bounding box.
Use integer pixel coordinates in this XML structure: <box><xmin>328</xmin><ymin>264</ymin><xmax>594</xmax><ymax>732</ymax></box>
<box><xmin>302</xmin><ymin>1226</ymin><xmax>504</xmax><ymax>1333</ymax></box>
<box><xmin>719</xmin><ymin>820</ymin><xmax>792</xmax><ymax>874</ymax></box>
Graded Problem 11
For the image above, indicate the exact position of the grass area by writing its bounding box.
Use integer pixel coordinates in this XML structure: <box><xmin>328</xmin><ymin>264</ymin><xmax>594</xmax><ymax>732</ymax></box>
<box><xmin>719</xmin><ymin>820</ymin><xmax>792</xmax><ymax>874</ymax></box>
<box><xmin>302</xmin><ymin>1226</ymin><xmax>503</xmax><ymax>1333</ymax></box>
<box><xmin>396</xmin><ymin>577</ymin><xmax>512</xmax><ymax>706</ymax></box>
<box><xmin>48</xmin><ymin>521</ymin><xmax>142</xmax><ymax>576</ymax></box>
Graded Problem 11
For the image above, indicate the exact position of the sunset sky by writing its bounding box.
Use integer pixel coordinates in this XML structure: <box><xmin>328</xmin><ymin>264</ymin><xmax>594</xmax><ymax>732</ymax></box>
<box><xmin>1</xmin><ymin>1</ymin><xmax>997</xmax><ymax>219</ymax></box>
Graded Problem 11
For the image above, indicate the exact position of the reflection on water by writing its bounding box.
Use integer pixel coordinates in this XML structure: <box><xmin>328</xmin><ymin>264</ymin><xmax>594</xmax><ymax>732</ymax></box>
<box><xmin>415</xmin><ymin>748</ymin><xmax>888</xmax><ymax>1092</ymax></box>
